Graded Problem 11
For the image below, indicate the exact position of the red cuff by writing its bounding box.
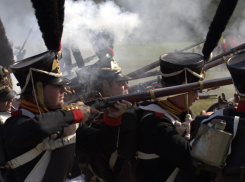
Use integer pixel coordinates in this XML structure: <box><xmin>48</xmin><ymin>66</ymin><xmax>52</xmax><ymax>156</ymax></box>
<box><xmin>237</xmin><ymin>101</ymin><xmax>245</xmax><ymax>112</ymax></box>
<box><xmin>103</xmin><ymin>112</ymin><xmax>122</xmax><ymax>126</ymax></box>
<box><xmin>11</xmin><ymin>110</ymin><xmax>22</xmax><ymax>117</ymax></box>
<box><xmin>71</xmin><ymin>110</ymin><xmax>84</xmax><ymax>124</ymax></box>
<box><xmin>155</xmin><ymin>112</ymin><xmax>165</xmax><ymax>117</ymax></box>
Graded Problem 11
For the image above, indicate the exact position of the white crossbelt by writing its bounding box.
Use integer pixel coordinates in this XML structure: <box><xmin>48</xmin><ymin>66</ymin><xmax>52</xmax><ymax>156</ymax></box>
<box><xmin>7</xmin><ymin>133</ymin><xmax>76</xmax><ymax>169</ymax></box>
<box><xmin>6</xmin><ymin>108</ymin><xmax>77</xmax><ymax>169</ymax></box>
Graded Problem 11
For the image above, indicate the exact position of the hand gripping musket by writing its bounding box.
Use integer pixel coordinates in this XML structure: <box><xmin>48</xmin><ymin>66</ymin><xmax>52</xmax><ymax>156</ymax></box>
<box><xmin>67</xmin><ymin>77</ymin><xmax>233</xmax><ymax>110</ymax></box>
<box><xmin>126</xmin><ymin>41</ymin><xmax>205</xmax><ymax>78</ymax></box>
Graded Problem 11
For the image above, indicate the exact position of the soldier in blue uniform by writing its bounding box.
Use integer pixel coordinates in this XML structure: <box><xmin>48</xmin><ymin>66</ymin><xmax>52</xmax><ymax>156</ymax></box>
<box><xmin>135</xmin><ymin>52</ymin><xmax>207</xmax><ymax>182</ymax></box>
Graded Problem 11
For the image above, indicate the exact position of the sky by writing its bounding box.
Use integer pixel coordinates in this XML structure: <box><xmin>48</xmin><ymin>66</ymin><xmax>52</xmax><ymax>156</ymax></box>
<box><xmin>0</xmin><ymin>0</ymin><xmax>240</xmax><ymax>94</ymax></box>
<box><xmin>0</xmin><ymin>0</ymin><xmax>212</xmax><ymax>57</ymax></box>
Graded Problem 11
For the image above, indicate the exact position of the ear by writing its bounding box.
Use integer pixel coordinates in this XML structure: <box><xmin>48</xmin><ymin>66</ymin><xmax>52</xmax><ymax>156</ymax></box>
<box><xmin>31</xmin><ymin>90</ymin><xmax>39</xmax><ymax>98</ymax></box>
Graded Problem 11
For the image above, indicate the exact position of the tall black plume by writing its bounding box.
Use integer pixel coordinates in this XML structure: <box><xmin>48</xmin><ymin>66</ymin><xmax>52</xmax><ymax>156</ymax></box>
<box><xmin>202</xmin><ymin>0</ymin><xmax>238</xmax><ymax>61</ymax></box>
<box><xmin>0</xmin><ymin>18</ymin><xmax>15</xmax><ymax>68</ymax></box>
<box><xmin>30</xmin><ymin>0</ymin><xmax>65</xmax><ymax>51</ymax></box>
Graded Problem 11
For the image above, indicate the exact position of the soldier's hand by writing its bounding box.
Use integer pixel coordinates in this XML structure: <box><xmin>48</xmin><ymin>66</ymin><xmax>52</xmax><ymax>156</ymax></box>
<box><xmin>200</xmin><ymin>110</ymin><xmax>213</xmax><ymax>116</ymax></box>
<box><xmin>64</xmin><ymin>89</ymin><xmax>75</xmax><ymax>102</ymax></box>
<box><xmin>75</xmin><ymin>101</ymin><xmax>98</xmax><ymax>122</ymax></box>
<box><xmin>106</xmin><ymin>100</ymin><xmax>132</xmax><ymax>118</ymax></box>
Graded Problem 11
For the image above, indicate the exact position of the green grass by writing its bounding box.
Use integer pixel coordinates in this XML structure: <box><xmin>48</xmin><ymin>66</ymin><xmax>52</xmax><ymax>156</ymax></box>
<box><xmin>112</xmin><ymin>42</ymin><xmax>235</xmax><ymax>116</ymax></box>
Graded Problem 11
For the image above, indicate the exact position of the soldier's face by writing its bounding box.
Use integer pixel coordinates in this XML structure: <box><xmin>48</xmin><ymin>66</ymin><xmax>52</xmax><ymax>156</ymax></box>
<box><xmin>168</xmin><ymin>91</ymin><xmax>199</xmax><ymax>112</ymax></box>
<box><xmin>109</xmin><ymin>81</ymin><xmax>130</xmax><ymax>96</ymax></box>
<box><xmin>43</xmin><ymin>84</ymin><xmax>66</xmax><ymax>110</ymax></box>
<box><xmin>188</xmin><ymin>91</ymin><xmax>199</xmax><ymax>106</ymax></box>
<box><xmin>0</xmin><ymin>99</ymin><xmax>13</xmax><ymax>112</ymax></box>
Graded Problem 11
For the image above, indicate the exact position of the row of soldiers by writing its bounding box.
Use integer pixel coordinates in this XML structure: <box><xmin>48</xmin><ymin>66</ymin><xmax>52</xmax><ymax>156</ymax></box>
<box><xmin>0</xmin><ymin>0</ymin><xmax>244</xmax><ymax>182</ymax></box>
<box><xmin>0</xmin><ymin>41</ymin><xmax>245</xmax><ymax>182</ymax></box>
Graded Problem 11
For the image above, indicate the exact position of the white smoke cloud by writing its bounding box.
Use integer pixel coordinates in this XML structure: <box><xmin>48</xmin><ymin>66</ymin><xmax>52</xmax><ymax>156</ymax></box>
<box><xmin>62</xmin><ymin>0</ymin><xmax>141</xmax><ymax>50</ymax></box>
<box><xmin>0</xmin><ymin>0</ymin><xmax>45</xmax><ymax>58</ymax></box>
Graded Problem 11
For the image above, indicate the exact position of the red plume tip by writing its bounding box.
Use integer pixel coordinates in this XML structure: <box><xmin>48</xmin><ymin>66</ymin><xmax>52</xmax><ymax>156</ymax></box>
<box><xmin>108</xmin><ymin>47</ymin><xmax>114</xmax><ymax>57</ymax></box>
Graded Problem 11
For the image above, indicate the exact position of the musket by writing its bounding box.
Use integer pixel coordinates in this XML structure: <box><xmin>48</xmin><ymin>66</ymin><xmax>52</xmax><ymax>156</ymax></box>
<box><xmin>126</xmin><ymin>60</ymin><xmax>159</xmax><ymax>78</ymax></box>
<box><xmin>198</xmin><ymin>93</ymin><xmax>218</xmax><ymax>99</ymax></box>
<box><xmin>126</xmin><ymin>40</ymin><xmax>205</xmax><ymax>78</ymax></box>
<box><xmin>128</xmin><ymin>77</ymin><xmax>161</xmax><ymax>93</ymax></box>
<box><xmin>208</xmin><ymin>43</ymin><xmax>245</xmax><ymax>64</ymax></box>
<box><xmin>15</xmin><ymin>22</ymin><xmax>35</xmax><ymax>59</ymax></box>
<box><xmin>130</xmin><ymin>43</ymin><xmax>245</xmax><ymax>81</ymax></box>
<box><xmin>177</xmin><ymin>40</ymin><xmax>205</xmax><ymax>53</ymax></box>
<box><xmin>67</xmin><ymin>76</ymin><xmax>233</xmax><ymax>110</ymax></box>
<box><xmin>203</xmin><ymin>44</ymin><xmax>245</xmax><ymax>71</ymax></box>
<box><xmin>130</xmin><ymin>70</ymin><xmax>160</xmax><ymax>80</ymax></box>
<box><xmin>71</xmin><ymin>55</ymin><xmax>97</xmax><ymax>68</ymax></box>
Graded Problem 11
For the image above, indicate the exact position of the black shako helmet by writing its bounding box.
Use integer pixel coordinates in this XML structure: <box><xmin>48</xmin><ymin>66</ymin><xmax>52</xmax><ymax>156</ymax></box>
<box><xmin>10</xmin><ymin>50</ymin><xmax>70</xmax><ymax>93</ymax></box>
<box><xmin>76</xmin><ymin>47</ymin><xmax>131</xmax><ymax>92</ymax></box>
<box><xmin>227</xmin><ymin>52</ymin><xmax>245</xmax><ymax>95</ymax></box>
<box><xmin>160</xmin><ymin>52</ymin><xmax>204</xmax><ymax>87</ymax></box>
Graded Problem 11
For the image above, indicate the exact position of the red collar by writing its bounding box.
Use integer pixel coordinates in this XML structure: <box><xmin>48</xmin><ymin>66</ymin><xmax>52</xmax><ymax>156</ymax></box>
<box><xmin>237</xmin><ymin>101</ymin><xmax>245</xmax><ymax>112</ymax></box>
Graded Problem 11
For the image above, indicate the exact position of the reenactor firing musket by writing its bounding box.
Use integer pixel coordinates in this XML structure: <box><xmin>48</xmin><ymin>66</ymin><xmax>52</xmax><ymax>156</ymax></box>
<box><xmin>67</xmin><ymin>76</ymin><xmax>233</xmax><ymax>110</ymax></box>
<box><xmin>126</xmin><ymin>40</ymin><xmax>205</xmax><ymax>78</ymax></box>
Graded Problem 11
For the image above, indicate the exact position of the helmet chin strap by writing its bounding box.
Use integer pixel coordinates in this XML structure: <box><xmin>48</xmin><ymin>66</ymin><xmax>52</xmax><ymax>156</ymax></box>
<box><xmin>36</xmin><ymin>82</ymin><xmax>49</xmax><ymax>112</ymax></box>
<box><xmin>102</xmin><ymin>80</ymin><xmax>111</xmax><ymax>97</ymax></box>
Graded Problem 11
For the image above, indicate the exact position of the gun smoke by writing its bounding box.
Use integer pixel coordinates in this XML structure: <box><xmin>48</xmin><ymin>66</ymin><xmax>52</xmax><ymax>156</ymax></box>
<box><xmin>0</xmin><ymin>0</ymin><xmax>244</xmax><ymax>96</ymax></box>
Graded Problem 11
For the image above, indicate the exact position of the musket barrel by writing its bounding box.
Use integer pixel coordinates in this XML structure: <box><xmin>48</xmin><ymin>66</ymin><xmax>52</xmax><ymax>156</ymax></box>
<box><xmin>203</xmin><ymin>58</ymin><xmax>225</xmax><ymax>71</ymax></box>
<box><xmin>209</xmin><ymin>43</ymin><xmax>245</xmax><ymax>63</ymax></box>
<box><xmin>178</xmin><ymin>40</ymin><xmax>205</xmax><ymax>53</ymax></box>
<box><xmin>126</xmin><ymin>60</ymin><xmax>159</xmax><ymax>78</ymax></box>
<box><xmin>82</xmin><ymin>76</ymin><xmax>233</xmax><ymax>110</ymax></box>
<box><xmin>198</xmin><ymin>93</ymin><xmax>218</xmax><ymax>99</ymax></box>
<box><xmin>130</xmin><ymin>70</ymin><xmax>159</xmax><ymax>80</ymax></box>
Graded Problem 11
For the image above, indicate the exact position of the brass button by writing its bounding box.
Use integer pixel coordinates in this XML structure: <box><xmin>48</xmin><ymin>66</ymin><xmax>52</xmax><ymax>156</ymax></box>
<box><xmin>69</xmin><ymin>172</ymin><xmax>72</xmax><ymax>177</ymax></box>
